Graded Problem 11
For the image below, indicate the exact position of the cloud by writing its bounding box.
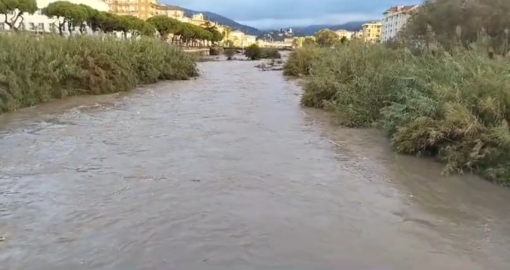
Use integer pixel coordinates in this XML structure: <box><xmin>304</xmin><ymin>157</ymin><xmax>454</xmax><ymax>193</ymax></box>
<box><xmin>162</xmin><ymin>0</ymin><xmax>420</xmax><ymax>28</ymax></box>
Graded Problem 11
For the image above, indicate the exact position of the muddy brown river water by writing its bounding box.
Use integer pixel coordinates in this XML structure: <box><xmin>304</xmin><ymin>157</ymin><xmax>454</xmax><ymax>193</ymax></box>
<box><xmin>0</xmin><ymin>60</ymin><xmax>509</xmax><ymax>270</ymax></box>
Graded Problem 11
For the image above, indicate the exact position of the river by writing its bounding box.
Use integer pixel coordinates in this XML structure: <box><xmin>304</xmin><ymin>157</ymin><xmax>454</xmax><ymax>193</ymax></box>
<box><xmin>0</xmin><ymin>59</ymin><xmax>509</xmax><ymax>270</ymax></box>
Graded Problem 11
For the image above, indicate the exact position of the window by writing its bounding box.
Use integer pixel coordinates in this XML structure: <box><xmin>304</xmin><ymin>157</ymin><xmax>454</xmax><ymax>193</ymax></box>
<box><xmin>0</xmin><ymin>23</ymin><xmax>4</xmax><ymax>30</ymax></box>
<box><xmin>29</xmin><ymin>22</ymin><xmax>35</xmax><ymax>31</ymax></box>
<box><xmin>38</xmin><ymin>23</ymin><xmax>44</xmax><ymax>32</ymax></box>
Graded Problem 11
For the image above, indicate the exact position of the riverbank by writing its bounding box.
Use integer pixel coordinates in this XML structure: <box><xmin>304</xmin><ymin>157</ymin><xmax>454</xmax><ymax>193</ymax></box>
<box><xmin>284</xmin><ymin>41</ymin><xmax>510</xmax><ymax>185</ymax></box>
<box><xmin>0</xmin><ymin>34</ymin><xmax>198</xmax><ymax>114</ymax></box>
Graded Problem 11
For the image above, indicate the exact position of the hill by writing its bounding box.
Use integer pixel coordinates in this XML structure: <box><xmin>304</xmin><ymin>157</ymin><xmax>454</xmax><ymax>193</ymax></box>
<box><xmin>257</xmin><ymin>28</ymin><xmax>305</xmax><ymax>42</ymax></box>
<box><xmin>288</xmin><ymin>21</ymin><xmax>372</xmax><ymax>35</ymax></box>
<box><xmin>179</xmin><ymin>8</ymin><xmax>261</xmax><ymax>36</ymax></box>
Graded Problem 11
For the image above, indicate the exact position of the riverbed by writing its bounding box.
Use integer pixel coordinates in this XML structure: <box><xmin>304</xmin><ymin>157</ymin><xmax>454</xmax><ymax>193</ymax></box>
<box><xmin>0</xmin><ymin>60</ymin><xmax>509</xmax><ymax>269</ymax></box>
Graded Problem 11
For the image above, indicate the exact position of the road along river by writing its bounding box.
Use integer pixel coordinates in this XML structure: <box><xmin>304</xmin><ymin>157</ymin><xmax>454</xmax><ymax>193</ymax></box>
<box><xmin>1</xmin><ymin>59</ymin><xmax>509</xmax><ymax>270</ymax></box>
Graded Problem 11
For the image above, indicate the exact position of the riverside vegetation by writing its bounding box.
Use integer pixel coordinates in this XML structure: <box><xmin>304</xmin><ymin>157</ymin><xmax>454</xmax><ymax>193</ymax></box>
<box><xmin>283</xmin><ymin>0</ymin><xmax>510</xmax><ymax>185</ymax></box>
<box><xmin>0</xmin><ymin>34</ymin><xmax>197</xmax><ymax>113</ymax></box>
<box><xmin>0</xmin><ymin>0</ymin><xmax>231</xmax><ymax>113</ymax></box>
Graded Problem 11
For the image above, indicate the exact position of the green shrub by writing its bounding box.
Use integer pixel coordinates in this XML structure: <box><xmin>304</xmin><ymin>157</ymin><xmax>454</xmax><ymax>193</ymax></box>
<box><xmin>0</xmin><ymin>34</ymin><xmax>198</xmax><ymax>113</ymax></box>
<box><xmin>294</xmin><ymin>40</ymin><xmax>510</xmax><ymax>185</ymax></box>
<box><xmin>244</xmin><ymin>44</ymin><xmax>262</xmax><ymax>60</ymax></box>
<box><xmin>244</xmin><ymin>44</ymin><xmax>281</xmax><ymax>60</ymax></box>
<box><xmin>283</xmin><ymin>46</ymin><xmax>323</xmax><ymax>76</ymax></box>
<box><xmin>260</xmin><ymin>48</ymin><xmax>281</xmax><ymax>59</ymax></box>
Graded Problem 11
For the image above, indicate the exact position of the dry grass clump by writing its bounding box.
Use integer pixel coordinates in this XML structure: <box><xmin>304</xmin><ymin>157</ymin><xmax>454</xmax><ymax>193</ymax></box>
<box><xmin>286</xmin><ymin>39</ymin><xmax>510</xmax><ymax>185</ymax></box>
<box><xmin>0</xmin><ymin>34</ymin><xmax>198</xmax><ymax>113</ymax></box>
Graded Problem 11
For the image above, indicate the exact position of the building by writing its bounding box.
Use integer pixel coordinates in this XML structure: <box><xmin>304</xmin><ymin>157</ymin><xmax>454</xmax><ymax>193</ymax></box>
<box><xmin>381</xmin><ymin>5</ymin><xmax>419</xmax><ymax>42</ymax></box>
<box><xmin>190</xmin><ymin>13</ymin><xmax>206</xmax><ymax>26</ymax></box>
<box><xmin>244</xmin><ymin>35</ymin><xmax>257</xmax><ymax>46</ymax></box>
<box><xmin>361</xmin><ymin>21</ymin><xmax>382</xmax><ymax>43</ymax></box>
<box><xmin>153</xmin><ymin>3</ymin><xmax>185</xmax><ymax>21</ymax></box>
<box><xmin>283</xmin><ymin>37</ymin><xmax>294</xmax><ymax>43</ymax></box>
<box><xmin>105</xmin><ymin>0</ymin><xmax>157</xmax><ymax>20</ymax></box>
<box><xmin>352</xmin><ymin>31</ymin><xmax>363</xmax><ymax>39</ymax></box>
<box><xmin>0</xmin><ymin>0</ymin><xmax>109</xmax><ymax>33</ymax></box>
<box><xmin>230</xmin><ymin>29</ymin><xmax>244</xmax><ymax>39</ymax></box>
<box><xmin>334</xmin><ymin>29</ymin><xmax>353</xmax><ymax>40</ymax></box>
<box><xmin>230</xmin><ymin>29</ymin><xmax>244</xmax><ymax>46</ymax></box>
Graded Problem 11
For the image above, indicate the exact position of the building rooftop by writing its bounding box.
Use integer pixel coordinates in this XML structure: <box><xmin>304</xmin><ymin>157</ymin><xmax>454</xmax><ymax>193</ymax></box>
<box><xmin>383</xmin><ymin>5</ymin><xmax>418</xmax><ymax>14</ymax></box>
<box><xmin>362</xmin><ymin>21</ymin><xmax>382</xmax><ymax>26</ymax></box>
<box><xmin>152</xmin><ymin>3</ymin><xmax>181</xmax><ymax>10</ymax></box>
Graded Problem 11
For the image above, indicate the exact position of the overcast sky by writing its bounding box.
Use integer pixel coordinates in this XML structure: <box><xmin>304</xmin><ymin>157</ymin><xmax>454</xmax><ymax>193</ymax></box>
<box><xmin>162</xmin><ymin>0</ymin><xmax>420</xmax><ymax>29</ymax></box>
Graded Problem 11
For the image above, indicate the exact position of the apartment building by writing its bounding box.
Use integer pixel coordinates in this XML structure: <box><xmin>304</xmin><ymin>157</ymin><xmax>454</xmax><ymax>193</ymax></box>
<box><xmin>104</xmin><ymin>0</ymin><xmax>157</xmax><ymax>20</ymax></box>
<box><xmin>0</xmin><ymin>0</ymin><xmax>109</xmax><ymax>33</ymax></box>
<box><xmin>381</xmin><ymin>5</ymin><xmax>419</xmax><ymax>42</ymax></box>
<box><xmin>361</xmin><ymin>21</ymin><xmax>382</xmax><ymax>43</ymax></box>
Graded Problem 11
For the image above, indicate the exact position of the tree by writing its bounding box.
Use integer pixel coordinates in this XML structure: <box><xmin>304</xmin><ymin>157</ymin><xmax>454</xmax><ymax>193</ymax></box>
<box><xmin>314</xmin><ymin>29</ymin><xmax>339</xmax><ymax>47</ymax></box>
<box><xmin>0</xmin><ymin>0</ymin><xmax>38</xmax><ymax>31</ymax></box>
<box><xmin>42</xmin><ymin>1</ymin><xmax>74</xmax><ymax>35</ymax></box>
<box><xmin>206</xmin><ymin>26</ymin><xmax>223</xmax><ymax>44</ymax></box>
<box><xmin>340</xmin><ymin>36</ymin><xmax>348</xmax><ymax>44</ymax></box>
<box><xmin>93</xmin><ymin>11</ymin><xmax>120</xmax><ymax>33</ymax></box>
<box><xmin>133</xmin><ymin>20</ymin><xmax>155</xmax><ymax>37</ymax></box>
<box><xmin>0</xmin><ymin>0</ymin><xmax>216</xmax><ymax>46</ymax></box>
<box><xmin>65</xmin><ymin>3</ymin><xmax>88</xmax><ymax>34</ymax></box>
<box><xmin>147</xmin><ymin>15</ymin><xmax>181</xmax><ymax>41</ymax></box>
<box><xmin>223</xmin><ymin>25</ymin><xmax>231</xmax><ymax>45</ymax></box>
<box><xmin>42</xmin><ymin>1</ymin><xmax>95</xmax><ymax>35</ymax></box>
<box><xmin>401</xmin><ymin>0</ymin><xmax>510</xmax><ymax>54</ymax></box>
<box><xmin>115</xmin><ymin>15</ymin><xmax>153</xmax><ymax>38</ymax></box>
<box><xmin>78</xmin><ymin>3</ymin><xmax>99</xmax><ymax>33</ymax></box>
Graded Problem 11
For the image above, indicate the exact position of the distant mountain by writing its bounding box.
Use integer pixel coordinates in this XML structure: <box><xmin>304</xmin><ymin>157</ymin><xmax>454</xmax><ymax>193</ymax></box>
<box><xmin>179</xmin><ymin>8</ymin><xmax>261</xmax><ymax>36</ymax></box>
<box><xmin>288</xmin><ymin>21</ymin><xmax>373</xmax><ymax>35</ymax></box>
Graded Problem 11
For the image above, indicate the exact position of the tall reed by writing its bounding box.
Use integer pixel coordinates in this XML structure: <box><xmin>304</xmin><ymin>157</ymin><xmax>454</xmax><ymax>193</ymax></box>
<box><xmin>0</xmin><ymin>34</ymin><xmax>198</xmax><ymax>113</ymax></box>
<box><xmin>284</xmin><ymin>40</ymin><xmax>510</xmax><ymax>185</ymax></box>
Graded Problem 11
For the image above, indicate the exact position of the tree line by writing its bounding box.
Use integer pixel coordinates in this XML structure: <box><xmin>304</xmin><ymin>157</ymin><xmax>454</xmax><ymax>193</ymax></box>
<box><xmin>0</xmin><ymin>0</ymin><xmax>225</xmax><ymax>46</ymax></box>
<box><xmin>292</xmin><ymin>29</ymin><xmax>349</xmax><ymax>48</ymax></box>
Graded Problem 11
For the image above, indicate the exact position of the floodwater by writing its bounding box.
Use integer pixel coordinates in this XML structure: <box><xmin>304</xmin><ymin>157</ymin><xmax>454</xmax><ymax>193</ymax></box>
<box><xmin>0</xmin><ymin>59</ymin><xmax>509</xmax><ymax>270</ymax></box>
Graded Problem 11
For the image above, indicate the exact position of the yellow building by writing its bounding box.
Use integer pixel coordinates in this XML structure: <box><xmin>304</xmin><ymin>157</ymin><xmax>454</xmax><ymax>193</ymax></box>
<box><xmin>244</xmin><ymin>35</ymin><xmax>257</xmax><ymax>46</ymax></box>
<box><xmin>361</xmin><ymin>21</ymin><xmax>382</xmax><ymax>43</ymax></box>
<box><xmin>334</xmin><ymin>29</ymin><xmax>353</xmax><ymax>40</ymax></box>
<box><xmin>226</xmin><ymin>30</ymin><xmax>256</xmax><ymax>47</ymax></box>
<box><xmin>352</xmin><ymin>31</ymin><xmax>363</xmax><ymax>39</ymax></box>
<box><xmin>190</xmin><ymin>13</ymin><xmax>206</xmax><ymax>25</ymax></box>
<box><xmin>104</xmin><ymin>0</ymin><xmax>157</xmax><ymax>20</ymax></box>
<box><xmin>153</xmin><ymin>3</ymin><xmax>185</xmax><ymax>20</ymax></box>
<box><xmin>229</xmin><ymin>29</ymin><xmax>244</xmax><ymax>46</ymax></box>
